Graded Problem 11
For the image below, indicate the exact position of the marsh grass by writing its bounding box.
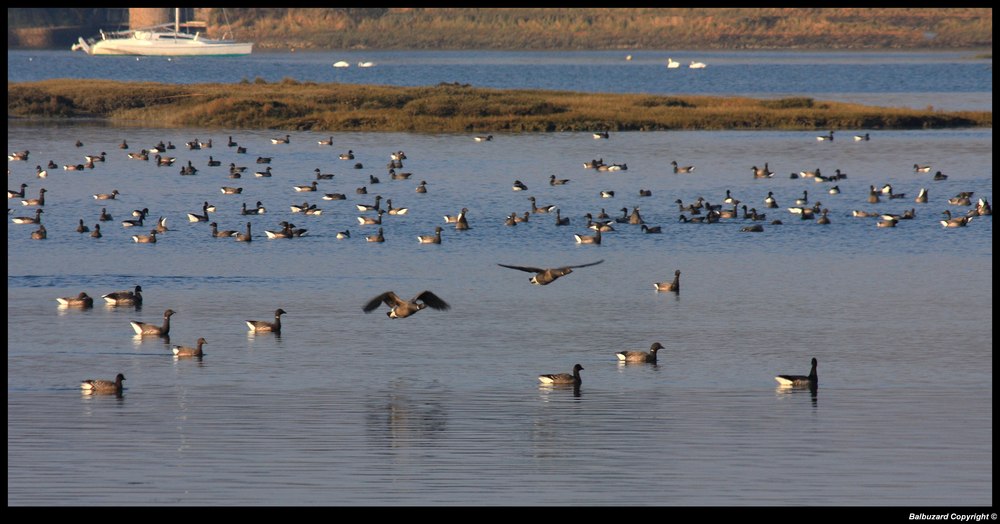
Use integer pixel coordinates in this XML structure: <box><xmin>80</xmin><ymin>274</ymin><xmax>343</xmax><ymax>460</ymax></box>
<box><xmin>211</xmin><ymin>8</ymin><xmax>992</xmax><ymax>51</ymax></box>
<box><xmin>8</xmin><ymin>79</ymin><xmax>991</xmax><ymax>132</ymax></box>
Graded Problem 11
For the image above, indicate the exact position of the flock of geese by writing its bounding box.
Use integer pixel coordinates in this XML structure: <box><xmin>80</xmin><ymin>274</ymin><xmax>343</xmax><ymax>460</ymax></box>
<box><xmin>10</xmin><ymin>128</ymin><xmax>989</xmax><ymax>396</ymax></box>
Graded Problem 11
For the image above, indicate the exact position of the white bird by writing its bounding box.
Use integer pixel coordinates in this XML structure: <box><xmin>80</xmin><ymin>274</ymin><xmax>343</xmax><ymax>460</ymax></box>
<box><xmin>666</xmin><ymin>58</ymin><xmax>680</xmax><ymax>68</ymax></box>
<box><xmin>689</xmin><ymin>61</ymin><xmax>706</xmax><ymax>69</ymax></box>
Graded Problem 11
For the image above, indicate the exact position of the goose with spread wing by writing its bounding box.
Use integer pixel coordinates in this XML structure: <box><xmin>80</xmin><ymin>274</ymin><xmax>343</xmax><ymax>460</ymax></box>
<box><xmin>362</xmin><ymin>290</ymin><xmax>451</xmax><ymax>318</ymax></box>
<box><xmin>497</xmin><ymin>260</ymin><xmax>604</xmax><ymax>285</ymax></box>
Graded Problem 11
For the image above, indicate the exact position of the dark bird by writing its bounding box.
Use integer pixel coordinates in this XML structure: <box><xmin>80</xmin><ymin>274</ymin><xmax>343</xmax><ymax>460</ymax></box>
<box><xmin>56</xmin><ymin>292</ymin><xmax>94</xmax><ymax>308</ymax></box>
<box><xmin>246</xmin><ymin>308</ymin><xmax>287</xmax><ymax>333</ymax></box>
<box><xmin>235</xmin><ymin>222</ymin><xmax>253</xmax><ymax>242</ymax></box>
<box><xmin>30</xmin><ymin>224</ymin><xmax>47</xmax><ymax>239</ymax></box>
<box><xmin>362</xmin><ymin>290</ymin><xmax>451</xmax><ymax>318</ymax></box>
<box><xmin>574</xmin><ymin>227</ymin><xmax>602</xmax><ymax>244</ymax></box>
<box><xmin>529</xmin><ymin>196</ymin><xmax>556</xmax><ymax>214</ymax></box>
<box><xmin>671</xmin><ymin>160</ymin><xmax>695</xmax><ymax>174</ymax></box>
<box><xmin>615</xmin><ymin>342</ymin><xmax>665</xmax><ymax>364</ymax></box>
<box><xmin>11</xmin><ymin>208</ymin><xmax>44</xmax><ymax>225</ymax></box>
<box><xmin>172</xmin><ymin>338</ymin><xmax>207</xmax><ymax>358</ymax></box>
<box><xmin>211</xmin><ymin>222</ymin><xmax>238</xmax><ymax>238</ymax></box>
<box><xmin>81</xmin><ymin>373</ymin><xmax>125</xmax><ymax>395</ymax></box>
<box><xmin>7</xmin><ymin>183</ymin><xmax>27</xmax><ymax>199</ymax></box>
<box><xmin>654</xmin><ymin>270</ymin><xmax>681</xmax><ymax>292</ymax></box>
<box><xmin>775</xmin><ymin>357</ymin><xmax>818</xmax><ymax>388</ymax></box>
<box><xmin>497</xmin><ymin>260</ymin><xmax>604</xmax><ymax>285</ymax></box>
<box><xmin>417</xmin><ymin>226</ymin><xmax>443</xmax><ymax>244</ymax></box>
<box><xmin>538</xmin><ymin>364</ymin><xmax>584</xmax><ymax>386</ymax></box>
<box><xmin>130</xmin><ymin>309</ymin><xmax>175</xmax><ymax>337</ymax></box>
<box><xmin>102</xmin><ymin>285</ymin><xmax>142</xmax><ymax>306</ymax></box>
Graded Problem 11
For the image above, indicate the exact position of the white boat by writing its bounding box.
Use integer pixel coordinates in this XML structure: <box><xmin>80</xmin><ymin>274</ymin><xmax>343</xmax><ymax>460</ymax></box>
<box><xmin>71</xmin><ymin>8</ymin><xmax>252</xmax><ymax>56</ymax></box>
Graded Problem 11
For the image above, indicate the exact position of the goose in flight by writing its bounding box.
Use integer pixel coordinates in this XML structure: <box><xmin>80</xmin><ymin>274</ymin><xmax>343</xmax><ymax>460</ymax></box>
<box><xmin>362</xmin><ymin>290</ymin><xmax>451</xmax><ymax>319</ymax></box>
<box><xmin>497</xmin><ymin>260</ymin><xmax>604</xmax><ymax>285</ymax></box>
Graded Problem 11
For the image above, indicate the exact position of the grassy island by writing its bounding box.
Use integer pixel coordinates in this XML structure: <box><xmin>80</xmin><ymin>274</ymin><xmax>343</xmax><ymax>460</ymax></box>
<box><xmin>8</xmin><ymin>79</ymin><xmax>991</xmax><ymax>132</ymax></box>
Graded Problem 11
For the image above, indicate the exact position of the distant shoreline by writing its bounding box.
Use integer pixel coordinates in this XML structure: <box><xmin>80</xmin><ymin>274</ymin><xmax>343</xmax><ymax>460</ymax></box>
<box><xmin>9</xmin><ymin>8</ymin><xmax>992</xmax><ymax>50</ymax></box>
<box><xmin>8</xmin><ymin>79</ymin><xmax>992</xmax><ymax>132</ymax></box>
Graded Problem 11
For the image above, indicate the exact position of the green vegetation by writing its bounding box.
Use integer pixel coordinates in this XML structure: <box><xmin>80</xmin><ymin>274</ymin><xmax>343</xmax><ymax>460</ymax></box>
<box><xmin>8</xmin><ymin>79</ymin><xmax>991</xmax><ymax>132</ymax></box>
<box><xmin>8</xmin><ymin>8</ymin><xmax>993</xmax><ymax>50</ymax></box>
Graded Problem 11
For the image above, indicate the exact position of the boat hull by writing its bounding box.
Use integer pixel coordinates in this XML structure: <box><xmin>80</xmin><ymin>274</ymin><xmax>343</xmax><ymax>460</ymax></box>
<box><xmin>74</xmin><ymin>33</ymin><xmax>252</xmax><ymax>57</ymax></box>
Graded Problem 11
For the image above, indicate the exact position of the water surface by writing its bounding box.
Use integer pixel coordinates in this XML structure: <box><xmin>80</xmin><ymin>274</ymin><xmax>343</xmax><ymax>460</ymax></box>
<box><xmin>7</xmin><ymin>124</ymin><xmax>992</xmax><ymax>506</ymax></box>
<box><xmin>7</xmin><ymin>49</ymin><xmax>993</xmax><ymax>111</ymax></box>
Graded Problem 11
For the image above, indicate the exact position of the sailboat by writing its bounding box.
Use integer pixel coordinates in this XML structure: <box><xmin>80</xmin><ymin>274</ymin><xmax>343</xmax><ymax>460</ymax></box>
<box><xmin>72</xmin><ymin>8</ymin><xmax>252</xmax><ymax>56</ymax></box>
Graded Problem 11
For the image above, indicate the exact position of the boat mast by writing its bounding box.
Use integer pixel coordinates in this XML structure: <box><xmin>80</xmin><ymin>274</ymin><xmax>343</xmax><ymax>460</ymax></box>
<box><xmin>175</xmin><ymin>7</ymin><xmax>180</xmax><ymax>34</ymax></box>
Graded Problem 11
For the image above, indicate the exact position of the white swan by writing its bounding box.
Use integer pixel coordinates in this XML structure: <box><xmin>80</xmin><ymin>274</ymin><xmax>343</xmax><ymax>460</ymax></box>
<box><xmin>333</xmin><ymin>61</ymin><xmax>350</xmax><ymax>68</ymax></box>
<box><xmin>357</xmin><ymin>61</ymin><xmax>374</xmax><ymax>68</ymax></box>
<box><xmin>689</xmin><ymin>61</ymin><xmax>707</xmax><ymax>69</ymax></box>
<box><xmin>666</xmin><ymin>58</ymin><xmax>680</xmax><ymax>68</ymax></box>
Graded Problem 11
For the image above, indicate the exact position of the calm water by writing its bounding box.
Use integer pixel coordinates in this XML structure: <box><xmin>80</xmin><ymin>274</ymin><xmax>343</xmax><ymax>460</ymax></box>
<box><xmin>7</xmin><ymin>49</ymin><xmax>993</xmax><ymax>111</ymax></box>
<box><xmin>6</xmin><ymin>50</ymin><xmax>993</xmax><ymax>506</ymax></box>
